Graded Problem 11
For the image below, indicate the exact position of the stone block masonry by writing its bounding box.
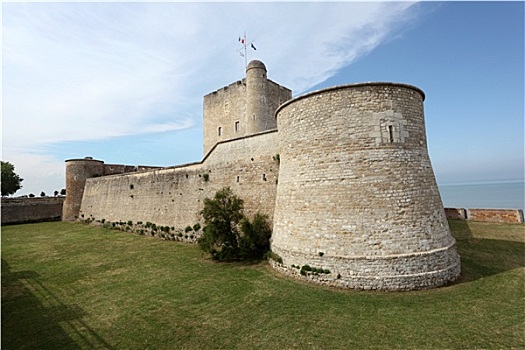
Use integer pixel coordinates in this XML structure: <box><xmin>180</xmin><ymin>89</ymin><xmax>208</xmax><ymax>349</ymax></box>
<box><xmin>468</xmin><ymin>208</ymin><xmax>524</xmax><ymax>223</ymax></box>
<box><xmin>444</xmin><ymin>207</ymin><xmax>524</xmax><ymax>223</ymax></box>
<box><xmin>2</xmin><ymin>197</ymin><xmax>65</xmax><ymax>225</ymax></box>
<box><xmin>444</xmin><ymin>208</ymin><xmax>468</xmax><ymax>220</ymax></box>
<box><xmin>79</xmin><ymin>131</ymin><xmax>280</xmax><ymax>229</ymax></box>
<box><xmin>271</xmin><ymin>82</ymin><xmax>461</xmax><ymax>291</ymax></box>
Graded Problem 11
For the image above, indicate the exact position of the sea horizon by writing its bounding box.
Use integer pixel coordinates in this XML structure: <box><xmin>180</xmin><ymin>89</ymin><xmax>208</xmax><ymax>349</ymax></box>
<box><xmin>437</xmin><ymin>180</ymin><xmax>524</xmax><ymax>211</ymax></box>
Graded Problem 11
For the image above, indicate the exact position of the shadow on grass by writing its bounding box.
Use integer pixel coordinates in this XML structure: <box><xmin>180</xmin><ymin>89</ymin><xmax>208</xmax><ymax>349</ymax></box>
<box><xmin>449</xmin><ymin>220</ymin><xmax>525</xmax><ymax>284</ymax></box>
<box><xmin>1</xmin><ymin>259</ymin><xmax>114</xmax><ymax>350</ymax></box>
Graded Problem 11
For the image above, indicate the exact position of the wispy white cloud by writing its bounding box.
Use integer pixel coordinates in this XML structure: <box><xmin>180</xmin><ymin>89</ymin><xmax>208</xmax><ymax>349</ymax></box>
<box><xmin>2</xmin><ymin>2</ymin><xmax>420</xmax><ymax>195</ymax></box>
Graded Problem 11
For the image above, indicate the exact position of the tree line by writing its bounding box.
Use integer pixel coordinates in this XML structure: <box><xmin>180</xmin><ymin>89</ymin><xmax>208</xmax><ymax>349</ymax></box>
<box><xmin>1</xmin><ymin>161</ymin><xmax>65</xmax><ymax>197</ymax></box>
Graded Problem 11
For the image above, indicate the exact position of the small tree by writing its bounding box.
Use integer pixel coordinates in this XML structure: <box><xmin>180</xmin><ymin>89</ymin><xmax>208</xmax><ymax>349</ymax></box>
<box><xmin>60</xmin><ymin>189</ymin><xmax>66</xmax><ymax>196</ymax></box>
<box><xmin>1</xmin><ymin>161</ymin><xmax>23</xmax><ymax>196</ymax></box>
<box><xmin>199</xmin><ymin>187</ymin><xmax>244</xmax><ymax>261</ymax></box>
<box><xmin>54</xmin><ymin>190</ymin><xmax>59</xmax><ymax>197</ymax></box>
<box><xmin>40</xmin><ymin>191</ymin><xmax>46</xmax><ymax>197</ymax></box>
<box><xmin>198</xmin><ymin>187</ymin><xmax>272</xmax><ymax>261</ymax></box>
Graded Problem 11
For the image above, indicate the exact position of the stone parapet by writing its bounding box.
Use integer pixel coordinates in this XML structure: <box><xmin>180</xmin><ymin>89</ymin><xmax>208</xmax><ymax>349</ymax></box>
<box><xmin>1</xmin><ymin>197</ymin><xmax>65</xmax><ymax>225</ymax></box>
<box><xmin>468</xmin><ymin>208</ymin><xmax>524</xmax><ymax>223</ymax></box>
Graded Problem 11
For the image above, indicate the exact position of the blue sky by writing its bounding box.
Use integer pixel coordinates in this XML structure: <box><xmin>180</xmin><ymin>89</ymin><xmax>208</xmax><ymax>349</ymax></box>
<box><xmin>2</xmin><ymin>1</ymin><xmax>524</xmax><ymax>196</ymax></box>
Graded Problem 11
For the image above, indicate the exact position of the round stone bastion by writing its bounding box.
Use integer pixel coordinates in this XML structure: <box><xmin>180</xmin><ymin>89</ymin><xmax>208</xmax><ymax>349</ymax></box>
<box><xmin>270</xmin><ymin>82</ymin><xmax>461</xmax><ymax>291</ymax></box>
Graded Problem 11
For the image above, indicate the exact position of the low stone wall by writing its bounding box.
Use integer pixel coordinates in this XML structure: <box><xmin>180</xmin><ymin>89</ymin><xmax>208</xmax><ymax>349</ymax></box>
<box><xmin>1</xmin><ymin>197</ymin><xmax>65</xmax><ymax>225</ymax></box>
<box><xmin>444</xmin><ymin>208</ymin><xmax>468</xmax><ymax>220</ymax></box>
<box><xmin>468</xmin><ymin>209</ymin><xmax>524</xmax><ymax>224</ymax></box>
<box><xmin>444</xmin><ymin>207</ymin><xmax>524</xmax><ymax>223</ymax></box>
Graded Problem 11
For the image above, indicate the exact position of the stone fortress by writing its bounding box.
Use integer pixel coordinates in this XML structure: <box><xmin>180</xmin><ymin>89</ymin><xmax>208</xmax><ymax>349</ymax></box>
<box><xmin>63</xmin><ymin>60</ymin><xmax>461</xmax><ymax>291</ymax></box>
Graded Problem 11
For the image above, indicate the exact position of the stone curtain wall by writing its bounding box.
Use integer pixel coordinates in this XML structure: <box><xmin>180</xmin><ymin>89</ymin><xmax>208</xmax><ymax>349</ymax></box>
<box><xmin>79</xmin><ymin>131</ymin><xmax>280</xmax><ymax>229</ymax></box>
<box><xmin>62</xmin><ymin>158</ymin><xmax>162</xmax><ymax>221</ymax></box>
<box><xmin>1</xmin><ymin>197</ymin><xmax>65</xmax><ymax>225</ymax></box>
<box><xmin>271</xmin><ymin>83</ymin><xmax>461</xmax><ymax>291</ymax></box>
<box><xmin>445</xmin><ymin>208</ymin><xmax>524</xmax><ymax>223</ymax></box>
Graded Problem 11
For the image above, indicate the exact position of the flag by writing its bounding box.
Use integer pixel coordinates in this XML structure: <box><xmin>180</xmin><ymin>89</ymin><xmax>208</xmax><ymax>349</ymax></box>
<box><xmin>239</xmin><ymin>52</ymin><xmax>245</xmax><ymax>57</ymax></box>
<box><xmin>251</xmin><ymin>43</ymin><xmax>257</xmax><ymax>50</ymax></box>
<box><xmin>239</xmin><ymin>36</ymin><xmax>245</xmax><ymax>44</ymax></box>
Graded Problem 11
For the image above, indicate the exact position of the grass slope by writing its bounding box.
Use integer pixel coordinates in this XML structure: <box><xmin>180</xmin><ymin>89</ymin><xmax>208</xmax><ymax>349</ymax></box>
<box><xmin>2</xmin><ymin>220</ymin><xmax>524</xmax><ymax>349</ymax></box>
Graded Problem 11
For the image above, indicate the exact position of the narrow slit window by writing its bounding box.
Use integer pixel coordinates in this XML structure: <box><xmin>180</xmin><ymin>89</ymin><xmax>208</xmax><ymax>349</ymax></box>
<box><xmin>388</xmin><ymin>125</ymin><xmax>394</xmax><ymax>143</ymax></box>
<box><xmin>262</xmin><ymin>174</ymin><xmax>267</xmax><ymax>181</ymax></box>
<box><xmin>236</xmin><ymin>176</ymin><xmax>240</xmax><ymax>183</ymax></box>
<box><xmin>218</xmin><ymin>126</ymin><xmax>222</xmax><ymax>136</ymax></box>
<box><xmin>235</xmin><ymin>121</ymin><xmax>240</xmax><ymax>132</ymax></box>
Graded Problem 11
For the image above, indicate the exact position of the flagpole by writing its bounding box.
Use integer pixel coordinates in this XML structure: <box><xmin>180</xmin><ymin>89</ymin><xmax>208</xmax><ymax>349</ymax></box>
<box><xmin>237</xmin><ymin>31</ymin><xmax>256</xmax><ymax>70</ymax></box>
<box><xmin>244</xmin><ymin>32</ymin><xmax>247</xmax><ymax>68</ymax></box>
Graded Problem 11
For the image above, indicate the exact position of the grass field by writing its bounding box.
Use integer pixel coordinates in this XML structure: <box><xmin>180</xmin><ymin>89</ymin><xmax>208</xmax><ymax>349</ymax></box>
<box><xmin>2</xmin><ymin>220</ymin><xmax>524</xmax><ymax>349</ymax></box>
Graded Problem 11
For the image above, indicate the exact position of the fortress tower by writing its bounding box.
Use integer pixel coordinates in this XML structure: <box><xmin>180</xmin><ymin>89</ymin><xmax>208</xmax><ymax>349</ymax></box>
<box><xmin>202</xmin><ymin>60</ymin><xmax>291</xmax><ymax>155</ymax></box>
<box><xmin>62</xmin><ymin>158</ymin><xmax>104</xmax><ymax>221</ymax></box>
<box><xmin>270</xmin><ymin>83</ymin><xmax>461</xmax><ymax>290</ymax></box>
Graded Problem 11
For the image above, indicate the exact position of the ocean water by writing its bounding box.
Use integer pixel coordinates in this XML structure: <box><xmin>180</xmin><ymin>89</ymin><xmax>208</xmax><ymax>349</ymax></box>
<box><xmin>438</xmin><ymin>181</ymin><xmax>525</xmax><ymax>211</ymax></box>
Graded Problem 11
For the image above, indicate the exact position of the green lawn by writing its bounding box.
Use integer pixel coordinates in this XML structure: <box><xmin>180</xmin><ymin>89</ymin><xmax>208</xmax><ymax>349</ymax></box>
<box><xmin>2</xmin><ymin>220</ymin><xmax>524</xmax><ymax>349</ymax></box>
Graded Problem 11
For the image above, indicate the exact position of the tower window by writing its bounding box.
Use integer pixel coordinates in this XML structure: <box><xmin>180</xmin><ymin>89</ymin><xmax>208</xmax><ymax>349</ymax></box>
<box><xmin>262</xmin><ymin>174</ymin><xmax>267</xmax><ymax>181</ymax></box>
<box><xmin>218</xmin><ymin>126</ymin><xmax>222</xmax><ymax>136</ymax></box>
<box><xmin>235</xmin><ymin>121</ymin><xmax>240</xmax><ymax>132</ymax></box>
<box><xmin>388</xmin><ymin>125</ymin><xmax>394</xmax><ymax>143</ymax></box>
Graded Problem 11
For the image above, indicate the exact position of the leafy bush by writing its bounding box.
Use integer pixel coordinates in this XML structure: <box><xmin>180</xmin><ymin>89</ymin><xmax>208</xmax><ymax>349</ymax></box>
<box><xmin>198</xmin><ymin>187</ymin><xmax>272</xmax><ymax>262</ymax></box>
<box><xmin>239</xmin><ymin>213</ymin><xmax>272</xmax><ymax>260</ymax></box>
<box><xmin>193</xmin><ymin>223</ymin><xmax>201</xmax><ymax>232</ymax></box>
<box><xmin>185</xmin><ymin>226</ymin><xmax>193</xmax><ymax>233</ymax></box>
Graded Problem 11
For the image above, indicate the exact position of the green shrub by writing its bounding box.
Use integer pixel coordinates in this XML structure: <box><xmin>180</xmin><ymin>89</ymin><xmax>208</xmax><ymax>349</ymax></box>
<box><xmin>185</xmin><ymin>226</ymin><xmax>193</xmax><ymax>233</ymax></box>
<box><xmin>193</xmin><ymin>223</ymin><xmax>201</xmax><ymax>232</ymax></box>
<box><xmin>239</xmin><ymin>213</ymin><xmax>272</xmax><ymax>260</ymax></box>
<box><xmin>198</xmin><ymin>187</ymin><xmax>245</xmax><ymax>261</ymax></box>
<box><xmin>202</xmin><ymin>173</ymin><xmax>209</xmax><ymax>182</ymax></box>
<box><xmin>127</xmin><ymin>220</ymin><xmax>133</xmax><ymax>226</ymax></box>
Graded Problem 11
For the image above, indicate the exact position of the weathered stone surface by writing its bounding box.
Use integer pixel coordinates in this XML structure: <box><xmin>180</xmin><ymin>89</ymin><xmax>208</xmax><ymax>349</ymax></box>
<box><xmin>468</xmin><ymin>208</ymin><xmax>524</xmax><ymax>223</ymax></box>
<box><xmin>79</xmin><ymin>131</ymin><xmax>280</xmax><ymax>229</ymax></box>
<box><xmin>271</xmin><ymin>82</ymin><xmax>461</xmax><ymax>291</ymax></box>
<box><xmin>2</xmin><ymin>197</ymin><xmax>64</xmax><ymax>225</ymax></box>
<box><xmin>445</xmin><ymin>208</ymin><xmax>468</xmax><ymax>220</ymax></box>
